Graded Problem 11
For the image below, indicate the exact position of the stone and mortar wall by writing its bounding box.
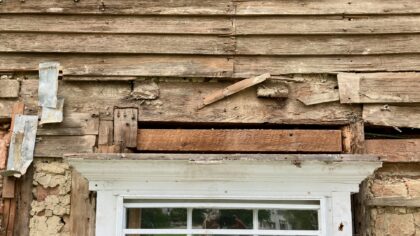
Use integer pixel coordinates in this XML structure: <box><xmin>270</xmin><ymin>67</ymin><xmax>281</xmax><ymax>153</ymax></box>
<box><xmin>29</xmin><ymin>160</ymin><xmax>71</xmax><ymax>236</ymax></box>
<box><xmin>359</xmin><ymin>163</ymin><xmax>420</xmax><ymax>236</ymax></box>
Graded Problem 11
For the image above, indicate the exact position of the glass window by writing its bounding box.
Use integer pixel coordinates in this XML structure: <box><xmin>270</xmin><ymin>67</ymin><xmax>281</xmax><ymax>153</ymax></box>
<box><xmin>122</xmin><ymin>200</ymin><xmax>322</xmax><ymax>236</ymax></box>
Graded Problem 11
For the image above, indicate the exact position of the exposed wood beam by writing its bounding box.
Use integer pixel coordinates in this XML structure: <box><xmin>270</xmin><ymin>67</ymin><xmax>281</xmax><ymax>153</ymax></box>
<box><xmin>137</xmin><ymin>129</ymin><xmax>342</xmax><ymax>153</ymax></box>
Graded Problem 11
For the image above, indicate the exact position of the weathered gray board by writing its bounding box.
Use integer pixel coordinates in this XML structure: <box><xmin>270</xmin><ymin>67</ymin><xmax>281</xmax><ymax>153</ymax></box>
<box><xmin>5</xmin><ymin>115</ymin><xmax>38</xmax><ymax>177</ymax></box>
<box><xmin>38</xmin><ymin>62</ymin><xmax>59</xmax><ymax>108</ymax></box>
<box><xmin>40</xmin><ymin>97</ymin><xmax>64</xmax><ymax>124</ymax></box>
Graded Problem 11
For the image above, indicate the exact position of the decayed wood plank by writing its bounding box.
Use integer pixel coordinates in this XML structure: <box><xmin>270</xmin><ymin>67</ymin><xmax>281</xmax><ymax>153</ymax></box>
<box><xmin>20</xmin><ymin>78</ymin><xmax>360</xmax><ymax>125</ymax></box>
<box><xmin>98</xmin><ymin>120</ymin><xmax>113</xmax><ymax>146</ymax></box>
<box><xmin>34</xmin><ymin>135</ymin><xmax>96</xmax><ymax>158</ymax></box>
<box><xmin>13</xmin><ymin>165</ymin><xmax>34</xmax><ymax>236</ymax></box>
<box><xmin>236</xmin><ymin>35</ymin><xmax>420</xmax><ymax>55</ymax></box>
<box><xmin>363</xmin><ymin>105</ymin><xmax>420</xmax><ymax>129</ymax></box>
<box><xmin>0</xmin><ymin>0</ymin><xmax>233</xmax><ymax>15</ymax></box>
<box><xmin>235</xmin><ymin>15</ymin><xmax>420</xmax><ymax>35</ymax></box>
<box><xmin>200</xmin><ymin>73</ymin><xmax>270</xmax><ymax>109</ymax></box>
<box><xmin>114</xmin><ymin>108</ymin><xmax>138</xmax><ymax>148</ymax></box>
<box><xmin>295</xmin><ymin>74</ymin><xmax>339</xmax><ymax>106</ymax></box>
<box><xmin>37</xmin><ymin>113</ymin><xmax>99</xmax><ymax>136</ymax></box>
<box><xmin>338</xmin><ymin>73</ymin><xmax>420</xmax><ymax>103</ymax></box>
<box><xmin>2</xmin><ymin>177</ymin><xmax>15</xmax><ymax>198</ymax></box>
<box><xmin>0</xmin><ymin>33</ymin><xmax>235</xmax><ymax>55</ymax></box>
<box><xmin>235</xmin><ymin>0</ymin><xmax>420</xmax><ymax>15</ymax></box>
<box><xmin>0</xmin><ymin>80</ymin><xmax>19</xmax><ymax>98</ymax></box>
<box><xmin>0</xmin><ymin>100</ymin><xmax>16</xmax><ymax>119</ymax></box>
<box><xmin>69</xmin><ymin>170</ymin><xmax>95</xmax><ymax>236</ymax></box>
<box><xmin>0</xmin><ymin>15</ymin><xmax>232</xmax><ymax>35</ymax></box>
<box><xmin>341</xmin><ymin>121</ymin><xmax>365</xmax><ymax>154</ymax></box>
<box><xmin>0</xmin><ymin>54</ymin><xmax>233</xmax><ymax>78</ymax></box>
<box><xmin>365</xmin><ymin>139</ymin><xmax>420</xmax><ymax>162</ymax></box>
<box><xmin>137</xmin><ymin>129</ymin><xmax>342</xmax><ymax>153</ymax></box>
<box><xmin>256</xmin><ymin>82</ymin><xmax>289</xmax><ymax>98</ymax></box>
<box><xmin>63</xmin><ymin>76</ymin><xmax>137</xmax><ymax>81</ymax></box>
<box><xmin>234</xmin><ymin>55</ymin><xmax>420</xmax><ymax>77</ymax></box>
<box><xmin>138</xmin><ymin>80</ymin><xmax>361</xmax><ymax>125</ymax></box>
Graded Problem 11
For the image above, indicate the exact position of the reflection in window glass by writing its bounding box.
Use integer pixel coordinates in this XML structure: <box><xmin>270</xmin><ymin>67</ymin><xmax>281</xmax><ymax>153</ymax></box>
<box><xmin>192</xmin><ymin>209</ymin><xmax>253</xmax><ymax>229</ymax></box>
<box><xmin>126</xmin><ymin>208</ymin><xmax>187</xmax><ymax>229</ymax></box>
<box><xmin>258</xmin><ymin>209</ymin><xmax>318</xmax><ymax>230</ymax></box>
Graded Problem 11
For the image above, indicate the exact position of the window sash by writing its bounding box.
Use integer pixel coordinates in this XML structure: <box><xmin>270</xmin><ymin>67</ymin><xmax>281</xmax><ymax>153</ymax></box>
<box><xmin>120</xmin><ymin>200</ymin><xmax>323</xmax><ymax>236</ymax></box>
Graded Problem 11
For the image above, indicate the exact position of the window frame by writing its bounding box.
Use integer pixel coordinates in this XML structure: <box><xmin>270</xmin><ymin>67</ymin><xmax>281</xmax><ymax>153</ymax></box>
<box><xmin>66</xmin><ymin>153</ymin><xmax>381</xmax><ymax>236</ymax></box>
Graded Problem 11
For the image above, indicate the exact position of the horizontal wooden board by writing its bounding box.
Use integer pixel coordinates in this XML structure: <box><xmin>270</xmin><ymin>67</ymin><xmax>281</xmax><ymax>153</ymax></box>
<box><xmin>363</xmin><ymin>105</ymin><xmax>420</xmax><ymax>129</ymax></box>
<box><xmin>0</xmin><ymin>33</ymin><xmax>235</xmax><ymax>54</ymax></box>
<box><xmin>3</xmin><ymin>33</ymin><xmax>420</xmax><ymax>55</ymax></box>
<box><xmin>4</xmin><ymin>15</ymin><xmax>420</xmax><ymax>35</ymax></box>
<box><xmin>234</xmin><ymin>55</ymin><xmax>420</xmax><ymax>77</ymax></box>
<box><xmin>338</xmin><ymin>73</ymin><xmax>420</xmax><ymax>103</ymax></box>
<box><xmin>37</xmin><ymin>113</ymin><xmax>99</xmax><ymax>136</ymax></box>
<box><xmin>34</xmin><ymin>135</ymin><xmax>96</xmax><ymax>158</ymax></box>
<box><xmin>235</xmin><ymin>15</ymin><xmax>420</xmax><ymax>35</ymax></box>
<box><xmin>365</xmin><ymin>139</ymin><xmax>420</xmax><ymax>162</ymax></box>
<box><xmin>0</xmin><ymin>0</ymin><xmax>233</xmax><ymax>15</ymax></box>
<box><xmin>1</xmin><ymin>0</ymin><xmax>418</xmax><ymax>15</ymax></box>
<box><xmin>235</xmin><ymin>0</ymin><xmax>420</xmax><ymax>15</ymax></box>
<box><xmin>19</xmin><ymin>78</ymin><xmax>360</xmax><ymax>124</ymax></box>
<box><xmin>236</xmin><ymin>35</ymin><xmax>420</xmax><ymax>55</ymax></box>
<box><xmin>0</xmin><ymin>15</ymin><xmax>232</xmax><ymax>35</ymax></box>
<box><xmin>0</xmin><ymin>54</ymin><xmax>233</xmax><ymax>77</ymax></box>
<box><xmin>137</xmin><ymin>129</ymin><xmax>342</xmax><ymax>153</ymax></box>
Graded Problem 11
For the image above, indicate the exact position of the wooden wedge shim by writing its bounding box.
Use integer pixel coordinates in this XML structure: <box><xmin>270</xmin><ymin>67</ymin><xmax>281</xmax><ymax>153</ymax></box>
<box><xmin>199</xmin><ymin>73</ymin><xmax>270</xmax><ymax>109</ymax></box>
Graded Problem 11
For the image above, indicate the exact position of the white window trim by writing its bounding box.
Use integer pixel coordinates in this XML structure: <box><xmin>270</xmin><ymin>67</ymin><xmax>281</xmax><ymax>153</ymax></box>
<box><xmin>66</xmin><ymin>153</ymin><xmax>381</xmax><ymax>236</ymax></box>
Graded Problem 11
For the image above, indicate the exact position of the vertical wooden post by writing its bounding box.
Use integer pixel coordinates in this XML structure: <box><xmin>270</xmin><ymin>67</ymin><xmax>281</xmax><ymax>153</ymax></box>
<box><xmin>341</xmin><ymin>120</ymin><xmax>365</xmax><ymax>154</ymax></box>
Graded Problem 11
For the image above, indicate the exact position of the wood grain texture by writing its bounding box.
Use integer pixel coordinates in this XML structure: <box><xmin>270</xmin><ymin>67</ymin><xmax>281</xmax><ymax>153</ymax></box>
<box><xmin>338</xmin><ymin>73</ymin><xmax>420</xmax><ymax>103</ymax></box>
<box><xmin>365</xmin><ymin>139</ymin><xmax>420</xmax><ymax>162</ymax></box>
<box><xmin>236</xmin><ymin>35</ymin><xmax>420</xmax><ymax>55</ymax></box>
<box><xmin>138</xmin><ymin>79</ymin><xmax>361</xmax><ymax>125</ymax></box>
<box><xmin>4</xmin><ymin>15</ymin><xmax>420</xmax><ymax>35</ymax></box>
<box><xmin>13</xmin><ymin>165</ymin><xmax>34</xmax><ymax>236</ymax></box>
<box><xmin>37</xmin><ymin>113</ymin><xmax>99</xmax><ymax>136</ymax></box>
<box><xmin>137</xmin><ymin>129</ymin><xmax>342</xmax><ymax>153</ymax></box>
<box><xmin>0</xmin><ymin>80</ymin><xmax>19</xmax><ymax>98</ymax></box>
<box><xmin>235</xmin><ymin>0</ymin><xmax>420</xmax><ymax>15</ymax></box>
<box><xmin>20</xmin><ymin>78</ymin><xmax>361</xmax><ymax>125</ymax></box>
<box><xmin>0</xmin><ymin>54</ymin><xmax>233</xmax><ymax>77</ymax></box>
<box><xmin>0</xmin><ymin>33</ymin><xmax>235</xmax><ymax>55</ymax></box>
<box><xmin>1</xmin><ymin>0</ymin><xmax>418</xmax><ymax>15</ymax></box>
<box><xmin>295</xmin><ymin>74</ymin><xmax>339</xmax><ymax>105</ymax></box>
<box><xmin>234</xmin><ymin>55</ymin><xmax>420</xmax><ymax>77</ymax></box>
<box><xmin>235</xmin><ymin>15</ymin><xmax>420</xmax><ymax>35</ymax></box>
<box><xmin>363</xmin><ymin>105</ymin><xmax>420</xmax><ymax>129</ymax></box>
<box><xmin>341</xmin><ymin>121</ymin><xmax>365</xmax><ymax>154</ymax></box>
<box><xmin>69</xmin><ymin>170</ymin><xmax>95</xmax><ymax>236</ymax></box>
<box><xmin>0</xmin><ymin>0</ymin><xmax>233</xmax><ymax>15</ymax></box>
<box><xmin>0</xmin><ymin>15</ymin><xmax>232</xmax><ymax>35</ymax></box>
<box><xmin>114</xmin><ymin>108</ymin><xmax>138</xmax><ymax>148</ymax></box>
<box><xmin>98</xmin><ymin>120</ymin><xmax>113</xmax><ymax>146</ymax></box>
<box><xmin>34</xmin><ymin>135</ymin><xmax>96</xmax><ymax>158</ymax></box>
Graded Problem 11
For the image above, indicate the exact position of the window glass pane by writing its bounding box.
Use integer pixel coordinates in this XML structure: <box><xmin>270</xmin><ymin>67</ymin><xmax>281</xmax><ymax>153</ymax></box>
<box><xmin>126</xmin><ymin>208</ymin><xmax>187</xmax><ymax>229</ymax></box>
<box><xmin>258</xmin><ymin>209</ymin><xmax>318</xmax><ymax>230</ymax></box>
<box><xmin>192</xmin><ymin>209</ymin><xmax>253</xmax><ymax>229</ymax></box>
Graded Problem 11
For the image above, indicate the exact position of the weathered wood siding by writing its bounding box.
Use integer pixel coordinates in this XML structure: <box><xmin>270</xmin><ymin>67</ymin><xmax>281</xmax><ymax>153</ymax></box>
<box><xmin>1</xmin><ymin>1</ymin><xmax>420</xmax><ymax>77</ymax></box>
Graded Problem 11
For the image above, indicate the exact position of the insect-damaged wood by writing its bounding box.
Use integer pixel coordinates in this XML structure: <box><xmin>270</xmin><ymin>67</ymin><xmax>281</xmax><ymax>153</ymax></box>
<box><xmin>338</xmin><ymin>73</ymin><xmax>420</xmax><ymax>103</ymax></box>
<box><xmin>114</xmin><ymin>108</ymin><xmax>138</xmax><ymax>149</ymax></box>
<box><xmin>137</xmin><ymin>129</ymin><xmax>342</xmax><ymax>153</ymax></box>
<box><xmin>341</xmin><ymin>121</ymin><xmax>365</xmax><ymax>154</ymax></box>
